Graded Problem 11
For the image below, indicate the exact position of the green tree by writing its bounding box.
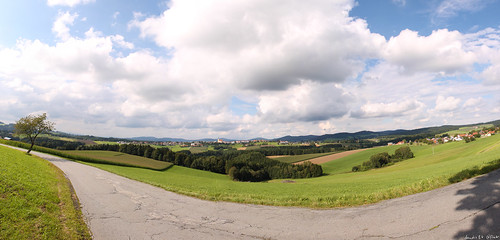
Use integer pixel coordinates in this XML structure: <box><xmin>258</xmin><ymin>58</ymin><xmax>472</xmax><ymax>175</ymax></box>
<box><xmin>393</xmin><ymin>146</ymin><xmax>414</xmax><ymax>160</ymax></box>
<box><xmin>14</xmin><ymin>113</ymin><xmax>55</xmax><ymax>154</ymax></box>
<box><xmin>369</xmin><ymin>152</ymin><xmax>391</xmax><ymax>168</ymax></box>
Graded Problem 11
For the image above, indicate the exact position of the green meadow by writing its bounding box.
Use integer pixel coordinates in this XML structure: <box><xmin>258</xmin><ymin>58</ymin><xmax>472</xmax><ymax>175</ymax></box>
<box><xmin>83</xmin><ymin>134</ymin><xmax>500</xmax><ymax>208</ymax></box>
<box><xmin>0</xmin><ymin>146</ymin><xmax>91</xmax><ymax>239</ymax></box>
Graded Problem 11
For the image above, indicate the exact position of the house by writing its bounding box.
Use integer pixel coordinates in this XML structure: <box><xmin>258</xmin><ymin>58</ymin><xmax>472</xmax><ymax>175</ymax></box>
<box><xmin>453</xmin><ymin>136</ymin><xmax>463</xmax><ymax>141</ymax></box>
<box><xmin>3</xmin><ymin>137</ymin><xmax>11</xmax><ymax>140</ymax></box>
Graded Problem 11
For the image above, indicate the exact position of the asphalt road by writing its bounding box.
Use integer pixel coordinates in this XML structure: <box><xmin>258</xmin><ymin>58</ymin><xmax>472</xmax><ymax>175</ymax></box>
<box><xmin>5</xmin><ymin>145</ymin><xmax>500</xmax><ymax>239</ymax></box>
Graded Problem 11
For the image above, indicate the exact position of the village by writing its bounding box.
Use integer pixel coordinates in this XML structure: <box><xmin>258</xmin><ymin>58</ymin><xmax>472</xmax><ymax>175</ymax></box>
<box><xmin>392</xmin><ymin>126</ymin><xmax>500</xmax><ymax>146</ymax></box>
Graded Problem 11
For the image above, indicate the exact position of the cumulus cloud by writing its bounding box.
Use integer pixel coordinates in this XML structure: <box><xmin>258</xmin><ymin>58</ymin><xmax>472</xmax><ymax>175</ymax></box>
<box><xmin>434</xmin><ymin>96</ymin><xmax>461</xmax><ymax>112</ymax></box>
<box><xmin>2</xmin><ymin>0</ymin><xmax>500</xmax><ymax>139</ymax></box>
<box><xmin>392</xmin><ymin>0</ymin><xmax>406</xmax><ymax>7</ymax></box>
<box><xmin>257</xmin><ymin>81</ymin><xmax>352</xmax><ymax>123</ymax></box>
<box><xmin>434</xmin><ymin>0</ymin><xmax>492</xmax><ymax>19</ymax></box>
<box><xmin>52</xmin><ymin>11</ymin><xmax>78</xmax><ymax>40</ymax></box>
<box><xmin>463</xmin><ymin>97</ymin><xmax>482</xmax><ymax>108</ymax></box>
<box><xmin>384</xmin><ymin>29</ymin><xmax>476</xmax><ymax>74</ymax></box>
<box><xmin>352</xmin><ymin>99</ymin><xmax>425</xmax><ymax>118</ymax></box>
<box><xmin>47</xmin><ymin>0</ymin><xmax>95</xmax><ymax>7</ymax></box>
<box><xmin>132</xmin><ymin>0</ymin><xmax>385</xmax><ymax>91</ymax></box>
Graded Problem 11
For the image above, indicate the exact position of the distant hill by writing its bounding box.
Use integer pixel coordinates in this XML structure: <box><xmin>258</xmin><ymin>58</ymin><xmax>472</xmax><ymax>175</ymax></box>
<box><xmin>275</xmin><ymin>119</ymin><xmax>500</xmax><ymax>142</ymax></box>
<box><xmin>131</xmin><ymin>137</ymin><xmax>243</xmax><ymax>142</ymax></box>
<box><xmin>2</xmin><ymin>118</ymin><xmax>498</xmax><ymax>143</ymax></box>
<box><xmin>0</xmin><ymin>122</ymin><xmax>15</xmax><ymax>132</ymax></box>
<box><xmin>131</xmin><ymin>136</ymin><xmax>191</xmax><ymax>142</ymax></box>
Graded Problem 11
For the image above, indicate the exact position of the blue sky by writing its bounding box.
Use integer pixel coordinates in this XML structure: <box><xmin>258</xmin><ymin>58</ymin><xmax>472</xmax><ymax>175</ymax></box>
<box><xmin>1</xmin><ymin>0</ymin><xmax>500</xmax><ymax>139</ymax></box>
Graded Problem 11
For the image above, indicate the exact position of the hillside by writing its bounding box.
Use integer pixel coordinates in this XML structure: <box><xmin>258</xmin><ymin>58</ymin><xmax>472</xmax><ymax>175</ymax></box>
<box><xmin>1</xmin><ymin>119</ymin><xmax>499</xmax><ymax>143</ymax></box>
<box><xmin>276</xmin><ymin>119</ymin><xmax>500</xmax><ymax>142</ymax></box>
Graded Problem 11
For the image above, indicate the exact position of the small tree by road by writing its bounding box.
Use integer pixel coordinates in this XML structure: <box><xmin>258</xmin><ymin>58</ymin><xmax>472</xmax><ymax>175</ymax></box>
<box><xmin>14</xmin><ymin>113</ymin><xmax>55</xmax><ymax>154</ymax></box>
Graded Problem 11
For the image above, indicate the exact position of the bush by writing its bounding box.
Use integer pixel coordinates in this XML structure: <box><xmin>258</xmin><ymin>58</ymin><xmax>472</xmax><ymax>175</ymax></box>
<box><xmin>393</xmin><ymin>146</ymin><xmax>414</xmax><ymax>160</ymax></box>
<box><xmin>369</xmin><ymin>152</ymin><xmax>391</xmax><ymax>168</ymax></box>
<box><xmin>353</xmin><ymin>146</ymin><xmax>414</xmax><ymax>172</ymax></box>
<box><xmin>226</xmin><ymin>152</ymin><xmax>322</xmax><ymax>182</ymax></box>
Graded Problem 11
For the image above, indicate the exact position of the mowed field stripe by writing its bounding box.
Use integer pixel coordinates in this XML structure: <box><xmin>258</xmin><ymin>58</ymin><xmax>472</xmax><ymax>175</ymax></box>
<box><xmin>293</xmin><ymin>148</ymin><xmax>368</xmax><ymax>165</ymax></box>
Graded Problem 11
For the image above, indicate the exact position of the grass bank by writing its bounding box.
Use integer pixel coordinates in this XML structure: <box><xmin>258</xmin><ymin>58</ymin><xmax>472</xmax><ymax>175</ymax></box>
<box><xmin>83</xmin><ymin>134</ymin><xmax>500</xmax><ymax>208</ymax></box>
<box><xmin>0</xmin><ymin>146</ymin><xmax>91</xmax><ymax>239</ymax></box>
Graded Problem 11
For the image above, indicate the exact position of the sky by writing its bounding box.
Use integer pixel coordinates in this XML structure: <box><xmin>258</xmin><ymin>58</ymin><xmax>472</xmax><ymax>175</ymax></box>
<box><xmin>1</xmin><ymin>0</ymin><xmax>500</xmax><ymax>140</ymax></box>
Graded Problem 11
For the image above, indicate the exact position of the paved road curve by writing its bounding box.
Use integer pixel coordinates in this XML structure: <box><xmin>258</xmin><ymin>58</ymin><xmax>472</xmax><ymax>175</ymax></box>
<box><xmin>5</xmin><ymin>145</ymin><xmax>500</xmax><ymax>239</ymax></box>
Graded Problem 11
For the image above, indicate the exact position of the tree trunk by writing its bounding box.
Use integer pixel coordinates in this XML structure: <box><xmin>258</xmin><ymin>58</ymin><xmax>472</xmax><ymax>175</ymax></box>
<box><xmin>27</xmin><ymin>142</ymin><xmax>34</xmax><ymax>154</ymax></box>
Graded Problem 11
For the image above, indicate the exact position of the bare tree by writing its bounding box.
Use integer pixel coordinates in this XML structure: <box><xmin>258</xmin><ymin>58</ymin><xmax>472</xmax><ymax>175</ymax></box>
<box><xmin>14</xmin><ymin>113</ymin><xmax>55</xmax><ymax>154</ymax></box>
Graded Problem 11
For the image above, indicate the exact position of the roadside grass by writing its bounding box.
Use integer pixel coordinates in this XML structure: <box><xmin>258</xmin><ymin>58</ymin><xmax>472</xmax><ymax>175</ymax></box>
<box><xmin>270</xmin><ymin>152</ymin><xmax>336</xmax><ymax>164</ymax></box>
<box><xmin>0</xmin><ymin>146</ymin><xmax>91</xmax><ymax>240</ymax></box>
<box><xmin>83</xmin><ymin>134</ymin><xmax>500</xmax><ymax>208</ymax></box>
<box><xmin>64</xmin><ymin>150</ymin><xmax>173</xmax><ymax>171</ymax></box>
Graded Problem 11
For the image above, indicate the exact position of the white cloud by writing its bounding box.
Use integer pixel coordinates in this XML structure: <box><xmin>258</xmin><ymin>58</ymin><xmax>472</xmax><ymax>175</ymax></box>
<box><xmin>2</xmin><ymin>1</ymin><xmax>500</xmax><ymax>139</ymax></box>
<box><xmin>52</xmin><ymin>11</ymin><xmax>78</xmax><ymax>40</ymax></box>
<box><xmin>435</xmin><ymin>0</ymin><xmax>491</xmax><ymax>19</ymax></box>
<box><xmin>132</xmin><ymin>0</ymin><xmax>385</xmax><ymax>91</ymax></box>
<box><xmin>47</xmin><ymin>0</ymin><xmax>95</xmax><ymax>7</ymax></box>
<box><xmin>384</xmin><ymin>29</ymin><xmax>476</xmax><ymax>74</ymax></box>
<box><xmin>392</xmin><ymin>0</ymin><xmax>406</xmax><ymax>7</ymax></box>
<box><xmin>256</xmin><ymin>81</ymin><xmax>352</xmax><ymax>123</ymax></box>
<box><xmin>463</xmin><ymin>97</ymin><xmax>482</xmax><ymax>108</ymax></box>
<box><xmin>352</xmin><ymin>99</ymin><xmax>425</xmax><ymax>118</ymax></box>
<box><xmin>319</xmin><ymin>121</ymin><xmax>336</xmax><ymax>133</ymax></box>
<box><xmin>435</xmin><ymin>96</ymin><xmax>461</xmax><ymax>112</ymax></box>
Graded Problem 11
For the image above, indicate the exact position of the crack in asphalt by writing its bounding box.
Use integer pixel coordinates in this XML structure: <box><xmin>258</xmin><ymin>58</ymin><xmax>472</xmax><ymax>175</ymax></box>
<box><xmin>361</xmin><ymin>201</ymin><xmax>500</xmax><ymax>240</ymax></box>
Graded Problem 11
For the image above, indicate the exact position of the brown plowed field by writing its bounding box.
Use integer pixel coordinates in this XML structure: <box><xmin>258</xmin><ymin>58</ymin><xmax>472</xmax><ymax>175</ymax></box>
<box><xmin>293</xmin><ymin>148</ymin><xmax>368</xmax><ymax>165</ymax></box>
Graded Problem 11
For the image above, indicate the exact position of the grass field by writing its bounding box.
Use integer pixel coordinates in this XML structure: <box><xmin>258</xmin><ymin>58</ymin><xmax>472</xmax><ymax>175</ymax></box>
<box><xmin>65</xmin><ymin>150</ymin><xmax>173</xmax><ymax>170</ymax></box>
<box><xmin>189</xmin><ymin>146</ymin><xmax>209</xmax><ymax>154</ymax></box>
<box><xmin>270</xmin><ymin>152</ymin><xmax>336</xmax><ymax>163</ymax></box>
<box><xmin>0</xmin><ymin>146</ymin><xmax>91</xmax><ymax>239</ymax></box>
<box><xmin>82</xmin><ymin>133</ymin><xmax>500</xmax><ymax>208</ymax></box>
<box><xmin>167</xmin><ymin>145</ymin><xmax>191</xmax><ymax>152</ymax></box>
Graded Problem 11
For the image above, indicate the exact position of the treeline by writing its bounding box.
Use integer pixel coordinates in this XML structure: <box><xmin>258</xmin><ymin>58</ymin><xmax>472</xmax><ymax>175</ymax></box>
<box><xmin>16</xmin><ymin>137</ymin><xmax>85</xmax><ymax>150</ymax></box>
<box><xmin>352</xmin><ymin>146</ymin><xmax>414</xmax><ymax>172</ymax></box>
<box><xmin>227</xmin><ymin>152</ymin><xmax>323</xmax><ymax>181</ymax></box>
<box><xmin>255</xmin><ymin>144</ymin><xmax>344</xmax><ymax>156</ymax></box>
<box><xmin>77</xmin><ymin>144</ymin><xmax>323</xmax><ymax>182</ymax></box>
<box><xmin>77</xmin><ymin>144</ymin><xmax>176</xmax><ymax>161</ymax></box>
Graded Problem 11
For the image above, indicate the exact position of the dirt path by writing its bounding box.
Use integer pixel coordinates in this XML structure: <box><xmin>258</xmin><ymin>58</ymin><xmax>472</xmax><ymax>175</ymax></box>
<box><xmin>4</xmin><ymin>144</ymin><xmax>499</xmax><ymax>239</ymax></box>
<box><xmin>293</xmin><ymin>148</ymin><xmax>368</xmax><ymax>165</ymax></box>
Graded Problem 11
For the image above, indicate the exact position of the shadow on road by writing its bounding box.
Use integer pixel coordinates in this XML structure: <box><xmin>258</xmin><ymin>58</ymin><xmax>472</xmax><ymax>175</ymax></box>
<box><xmin>453</xmin><ymin>169</ymin><xmax>500</xmax><ymax>239</ymax></box>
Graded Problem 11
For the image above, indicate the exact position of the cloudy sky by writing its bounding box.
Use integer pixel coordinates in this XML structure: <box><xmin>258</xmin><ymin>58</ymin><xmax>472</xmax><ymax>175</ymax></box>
<box><xmin>1</xmin><ymin>0</ymin><xmax>500</xmax><ymax>139</ymax></box>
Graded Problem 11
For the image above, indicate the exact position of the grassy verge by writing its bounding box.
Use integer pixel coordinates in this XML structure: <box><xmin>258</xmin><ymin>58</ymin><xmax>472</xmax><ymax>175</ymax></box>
<box><xmin>270</xmin><ymin>152</ymin><xmax>336</xmax><ymax>164</ymax></box>
<box><xmin>82</xmin><ymin>134</ymin><xmax>500</xmax><ymax>208</ymax></box>
<box><xmin>0</xmin><ymin>146</ymin><xmax>91</xmax><ymax>239</ymax></box>
<box><xmin>0</xmin><ymin>139</ymin><xmax>171</xmax><ymax>171</ymax></box>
